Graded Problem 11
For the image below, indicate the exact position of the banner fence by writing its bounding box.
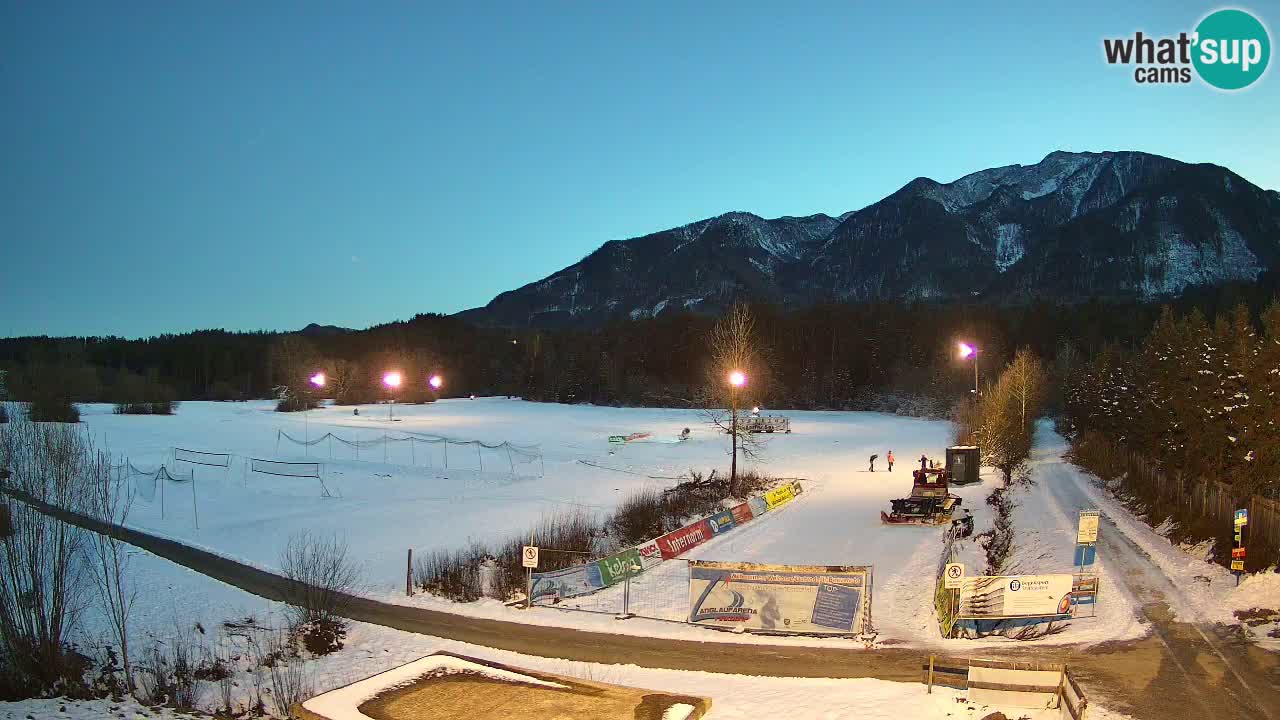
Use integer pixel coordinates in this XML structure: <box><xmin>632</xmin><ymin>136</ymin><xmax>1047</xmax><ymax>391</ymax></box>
<box><xmin>531</xmin><ymin>480</ymin><xmax>816</xmax><ymax>628</ymax></box>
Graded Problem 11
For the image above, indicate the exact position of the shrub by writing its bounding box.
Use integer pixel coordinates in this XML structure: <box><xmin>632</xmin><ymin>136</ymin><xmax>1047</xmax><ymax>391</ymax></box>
<box><xmin>414</xmin><ymin>544</ymin><xmax>486</xmax><ymax>602</ymax></box>
<box><xmin>27</xmin><ymin>393</ymin><xmax>79</xmax><ymax>423</ymax></box>
<box><xmin>263</xmin><ymin>630</ymin><xmax>312</xmax><ymax>719</ymax></box>
<box><xmin>113</xmin><ymin>400</ymin><xmax>178</xmax><ymax>415</ymax></box>
<box><xmin>277</xmin><ymin>532</ymin><xmax>360</xmax><ymax>655</ymax></box>
<box><xmin>417</xmin><ymin>471</ymin><xmax>782</xmax><ymax>602</ymax></box>
<box><xmin>0</xmin><ymin>416</ymin><xmax>94</xmax><ymax>694</ymax></box>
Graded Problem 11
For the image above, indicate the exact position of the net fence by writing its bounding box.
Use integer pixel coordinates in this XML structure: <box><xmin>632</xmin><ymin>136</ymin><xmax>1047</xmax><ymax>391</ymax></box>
<box><xmin>174</xmin><ymin>447</ymin><xmax>232</xmax><ymax>468</ymax></box>
<box><xmin>116</xmin><ymin>461</ymin><xmax>192</xmax><ymax>502</ymax></box>
<box><xmin>246</xmin><ymin>458</ymin><xmax>335</xmax><ymax>497</ymax></box>
<box><xmin>275</xmin><ymin>429</ymin><xmax>543</xmax><ymax>476</ymax></box>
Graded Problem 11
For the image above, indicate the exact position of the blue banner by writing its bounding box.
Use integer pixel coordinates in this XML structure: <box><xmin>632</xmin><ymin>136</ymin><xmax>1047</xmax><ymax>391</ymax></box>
<box><xmin>707</xmin><ymin>509</ymin><xmax>736</xmax><ymax>534</ymax></box>
<box><xmin>530</xmin><ymin>563</ymin><xmax>604</xmax><ymax>602</ymax></box>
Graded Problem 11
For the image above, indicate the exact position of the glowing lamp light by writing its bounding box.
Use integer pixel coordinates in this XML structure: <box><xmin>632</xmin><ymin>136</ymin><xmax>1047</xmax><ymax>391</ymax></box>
<box><xmin>383</xmin><ymin>371</ymin><xmax>403</xmax><ymax>389</ymax></box>
<box><xmin>728</xmin><ymin>370</ymin><xmax>747</xmax><ymax>388</ymax></box>
<box><xmin>309</xmin><ymin>373</ymin><xmax>326</xmax><ymax>387</ymax></box>
<box><xmin>429</xmin><ymin>375</ymin><xmax>443</xmax><ymax>390</ymax></box>
<box><xmin>958</xmin><ymin>342</ymin><xmax>976</xmax><ymax>359</ymax></box>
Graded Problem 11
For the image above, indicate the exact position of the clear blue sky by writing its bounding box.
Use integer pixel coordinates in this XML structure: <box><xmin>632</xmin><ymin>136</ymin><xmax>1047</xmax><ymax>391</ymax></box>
<box><xmin>2</xmin><ymin>0</ymin><xmax>1275</xmax><ymax>337</ymax></box>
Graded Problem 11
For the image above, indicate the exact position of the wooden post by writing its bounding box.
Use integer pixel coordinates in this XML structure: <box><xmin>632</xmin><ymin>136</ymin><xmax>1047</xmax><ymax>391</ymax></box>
<box><xmin>927</xmin><ymin>655</ymin><xmax>935</xmax><ymax>693</ymax></box>
<box><xmin>406</xmin><ymin>548</ymin><xmax>413</xmax><ymax>597</ymax></box>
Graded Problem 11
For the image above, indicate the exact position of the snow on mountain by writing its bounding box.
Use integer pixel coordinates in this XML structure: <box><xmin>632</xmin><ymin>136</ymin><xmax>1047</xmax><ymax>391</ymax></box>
<box><xmin>459</xmin><ymin>151</ymin><xmax>1280</xmax><ymax>327</ymax></box>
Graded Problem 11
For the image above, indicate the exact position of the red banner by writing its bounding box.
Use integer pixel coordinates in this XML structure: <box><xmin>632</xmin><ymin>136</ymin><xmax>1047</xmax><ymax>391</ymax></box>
<box><xmin>1232</xmin><ymin>547</ymin><xmax>1246</xmax><ymax>558</ymax></box>
<box><xmin>730</xmin><ymin>502</ymin><xmax>754</xmax><ymax>526</ymax></box>
<box><xmin>657</xmin><ymin>519</ymin><xmax>713</xmax><ymax>559</ymax></box>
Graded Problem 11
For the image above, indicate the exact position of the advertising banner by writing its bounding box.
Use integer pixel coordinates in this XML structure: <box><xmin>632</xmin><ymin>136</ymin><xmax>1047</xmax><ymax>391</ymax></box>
<box><xmin>707</xmin><ymin>509</ymin><xmax>736</xmax><ymax>534</ymax></box>
<box><xmin>688</xmin><ymin>561</ymin><xmax>872</xmax><ymax>635</ymax></box>
<box><xmin>596</xmin><ymin>548</ymin><xmax>641</xmax><ymax>587</ymax></box>
<box><xmin>764</xmin><ymin>482</ymin><xmax>800</xmax><ymax>510</ymax></box>
<box><xmin>656</xmin><ymin>519</ymin><xmax>713</xmax><ymax>559</ymax></box>
<box><xmin>957</xmin><ymin>574</ymin><xmax>1073</xmax><ymax>619</ymax></box>
<box><xmin>1076</xmin><ymin>510</ymin><xmax>1100</xmax><ymax>544</ymax></box>
<box><xmin>730</xmin><ymin>502</ymin><xmax>754</xmax><ymax>526</ymax></box>
<box><xmin>635</xmin><ymin>539</ymin><xmax>664</xmax><ymax>570</ymax></box>
<box><xmin>529</xmin><ymin>563</ymin><xmax>603</xmax><ymax>603</ymax></box>
<box><xmin>748</xmin><ymin>495</ymin><xmax>768</xmax><ymax>518</ymax></box>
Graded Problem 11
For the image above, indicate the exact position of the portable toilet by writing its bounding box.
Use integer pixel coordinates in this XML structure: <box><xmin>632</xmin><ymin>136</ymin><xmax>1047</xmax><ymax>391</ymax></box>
<box><xmin>947</xmin><ymin>446</ymin><xmax>981</xmax><ymax>485</ymax></box>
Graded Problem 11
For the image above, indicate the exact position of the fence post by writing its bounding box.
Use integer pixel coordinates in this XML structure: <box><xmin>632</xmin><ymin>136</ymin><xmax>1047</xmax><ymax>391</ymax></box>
<box><xmin>406</xmin><ymin>548</ymin><xmax>413</xmax><ymax>597</ymax></box>
<box><xmin>191</xmin><ymin>470</ymin><xmax>199</xmax><ymax>531</ymax></box>
<box><xmin>928</xmin><ymin>655</ymin><xmax>935</xmax><ymax>693</ymax></box>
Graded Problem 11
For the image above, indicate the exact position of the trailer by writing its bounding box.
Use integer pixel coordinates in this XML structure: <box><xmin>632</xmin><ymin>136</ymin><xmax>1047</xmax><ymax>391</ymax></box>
<box><xmin>735</xmin><ymin>415</ymin><xmax>791</xmax><ymax>434</ymax></box>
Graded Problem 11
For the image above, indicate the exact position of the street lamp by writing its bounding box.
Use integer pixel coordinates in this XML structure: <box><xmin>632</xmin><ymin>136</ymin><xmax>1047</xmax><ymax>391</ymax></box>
<box><xmin>383</xmin><ymin>371</ymin><xmax>402</xmax><ymax>421</ymax></box>
<box><xmin>727</xmin><ymin>370</ymin><xmax>747</xmax><ymax>495</ymax></box>
<box><xmin>958</xmin><ymin>342</ymin><xmax>979</xmax><ymax>395</ymax></box>
<box><xmin>304</xmin><ymin>372</ymin><xmax>326</xmax><ymax>454</ymax></box>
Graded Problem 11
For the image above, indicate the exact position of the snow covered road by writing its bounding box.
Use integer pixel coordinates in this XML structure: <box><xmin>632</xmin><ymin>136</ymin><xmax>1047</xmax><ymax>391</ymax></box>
<box><xmin>1027</xmin><ymin>422</ymin><xmax>1280</xmax><ymax>719</ymax></box>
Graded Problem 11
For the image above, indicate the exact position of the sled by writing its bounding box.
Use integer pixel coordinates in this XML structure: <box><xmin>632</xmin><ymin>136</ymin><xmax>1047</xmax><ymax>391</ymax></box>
<box><xmin>608</xmin><ymin>432</ymin><xmax>652</xmax><ymax>444</ymax></box>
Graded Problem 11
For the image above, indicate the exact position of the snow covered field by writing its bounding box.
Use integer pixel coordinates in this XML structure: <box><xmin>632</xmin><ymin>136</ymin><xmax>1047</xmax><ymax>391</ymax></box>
<box><xmin>73</xmin><ymin>399</ymin><xmax>1166</xmax><ymax>648</ymax></box>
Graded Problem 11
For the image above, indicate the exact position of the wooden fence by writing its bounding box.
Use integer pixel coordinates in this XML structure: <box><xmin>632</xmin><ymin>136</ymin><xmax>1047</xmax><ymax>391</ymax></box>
<box><xmin>1070</xmin><ymin>433</ymin><xmax>1280</xmax><ymax>571</ymax></box>
<box><xmin>923</xmin><ymin>656</ymin><xmax>1088</xmax><ymax>719</ymax></box>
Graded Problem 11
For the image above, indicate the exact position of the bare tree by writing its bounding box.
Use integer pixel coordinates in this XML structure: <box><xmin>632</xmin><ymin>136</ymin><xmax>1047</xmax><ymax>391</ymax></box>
<box><xmin>86</xmin><ymin>450</ymin><xmax>138</xmax><ymax>693</ymax></box>
<box><xmin>973</xmin><ymin>348</ymin><xmax>1047</xmax><ymax>483</ymax></box>
<box><xmin>1005</xmin><ymin>348</ymin><xmax>1046</xmax><ymax>432</ymax></box>
<box><xmin>271</xmin><ymin>335</ymin><xmax>321</xmax><ymax>412</ymax></box>
<box><xmin>701</xmin><ymin>305</ymin><xmax>768</xmax><ymax>496</ymax></box>
<box><xmin>278</xmin><ymin>531</ymin><xmax>360</xmax><ymax>654</ymax></box>
<box><xmin>0</xmin><ymin>416</ymin><xmax>92</xmax><ymax>690</ymax></box>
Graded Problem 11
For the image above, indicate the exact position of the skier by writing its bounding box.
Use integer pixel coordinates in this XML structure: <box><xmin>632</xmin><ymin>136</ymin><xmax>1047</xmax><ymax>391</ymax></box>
<box><xmin>887</xmin><ymin>451</ymin><xmax>895</xmax><ymax>471</ymax></box>
<box><xmin>868</xmin><ymin>454</ymin><xmax>878</xmax><ymax>472</ymax></box>
<box><xmin>679</xmin><ymin>427</ymin><xmax>691</xmax><ymax>441</ymax></box>
<box><xmin>919</xmin><ymin>454</ymin><xmax>928</xmax><ymax>470</ymax></box>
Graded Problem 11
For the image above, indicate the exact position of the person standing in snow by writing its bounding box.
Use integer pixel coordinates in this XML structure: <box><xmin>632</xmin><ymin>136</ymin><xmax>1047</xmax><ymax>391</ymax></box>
<box><xmin>887</xmin><ymin>451</ymin><xmax>895</xmax><ymax>471</ymax></box>
<box><xmin>868</xmin><ymin>454</ymin><xmax>878</xmax><ymax>472</ymax></box>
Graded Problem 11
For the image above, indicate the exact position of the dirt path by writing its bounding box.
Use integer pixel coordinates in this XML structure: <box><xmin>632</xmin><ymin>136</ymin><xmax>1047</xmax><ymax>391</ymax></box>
<box><xmin>4</xmin><ymin>485</ymin><xmax>1278</xmax><ymax>719</ymax></box>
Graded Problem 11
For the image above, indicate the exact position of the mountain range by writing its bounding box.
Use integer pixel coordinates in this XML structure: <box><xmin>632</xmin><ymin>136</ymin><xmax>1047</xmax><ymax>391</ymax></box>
<box><xmin>459</xmin><ymin>151</ymin><xmax>1280</xmax><ymax>327</ymax></box>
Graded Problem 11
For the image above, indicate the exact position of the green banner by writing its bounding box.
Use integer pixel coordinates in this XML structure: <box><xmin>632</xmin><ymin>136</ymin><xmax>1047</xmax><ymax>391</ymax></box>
<box><xmin>597</xmin><ymin>547</ymin><xmax>641</xmax><ymax>587</ymax></box>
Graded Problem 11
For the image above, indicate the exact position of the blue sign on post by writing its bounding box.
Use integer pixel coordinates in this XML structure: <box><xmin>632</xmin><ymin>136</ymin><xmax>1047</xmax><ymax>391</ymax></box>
<box><xmin>1073</xmin><ymin>544</ymin><xmax>1096</xmax><ymax>567</ymax></box>
<box><xmin>1234</xmin><ymin>508</ymin><xmax>1249</xmax><ymax>527</ymax></box>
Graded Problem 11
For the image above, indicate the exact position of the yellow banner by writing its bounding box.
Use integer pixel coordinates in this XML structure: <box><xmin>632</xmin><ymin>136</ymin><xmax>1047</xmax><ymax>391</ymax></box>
<box><xmin>765</xmin><ymin>481</ymin><xmax>801</xmax><ymax>509</ymax></box>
